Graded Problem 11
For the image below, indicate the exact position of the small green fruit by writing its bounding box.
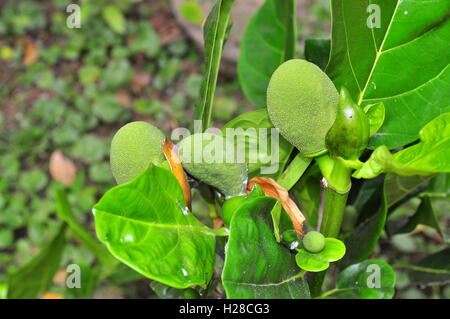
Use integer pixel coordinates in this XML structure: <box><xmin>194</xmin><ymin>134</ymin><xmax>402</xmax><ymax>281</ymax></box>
<box><xmin>302</xmin><ymin>231</ymin><xmax>326</xmax><ymax>253</ymax></box>
<box><xmin>267</xmin><ymin>59</ymin><xmax>339</xmax><ymax>157</ymax></box>
<box><xmin>110</xmin><ymin>121</ymin><xmax>165</xmax><ymax>184</ymax></box>
<box><xmin>326</xmin><ymin>87</ymin><xmax>370</xmax><ymax>160</ymax></box>
<box><xmin>178</xmin><ymin>133</ymin><xmax>247</xmax><ymax>197</ymax></box>
<box><xmin>222</xmin><ymin>195</ymin><xmax>247</xmax><ymax>226</ymax></box>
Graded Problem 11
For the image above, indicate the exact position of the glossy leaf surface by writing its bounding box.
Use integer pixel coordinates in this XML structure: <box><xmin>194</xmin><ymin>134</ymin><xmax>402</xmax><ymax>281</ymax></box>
<box><xmin>353</xmin><ymin>113</ymin><xmax>450</xmax><ymax>179</ymax></box>
<box><xmin>222</xmin><ymin>196</ymin><xmax>310</xmax><ymax>299</ymax></box>
<box><xmin>331</xmin><ymin>260</ymin><xmax>395</xmax><ymax>299</ymax></box>
<box><xmin>238</xmin><ymin>0</ymin><xmax>297</xmax><ymax>107</ymax></box>
<box><xmin>326</xmin><ymin>0</ymin><xmax>450</xmax><ymax>149</ymax></box>
<box><xmin>93</xmin><ymin>166</ymin><xmax>216</xmax><ymax>289</ymax></box>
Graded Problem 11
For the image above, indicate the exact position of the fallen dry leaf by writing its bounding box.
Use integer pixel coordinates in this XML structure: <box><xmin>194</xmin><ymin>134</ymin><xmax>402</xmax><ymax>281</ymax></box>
<box><xmin>49</xmin><ymin>151</ymin><xmax>77</xmax><ymax>186</ymax></box>
<box><xmin>116</xmin><ymin>90</ymin><xmax>132</xmax><ymax>108</ymax></box>
<box><xmin>247</xmin><ymin>177</ymin><xmax>305</xmax><ymax>236</ymax></box>
<box><xmin>162</xmin><ymin>139</ymin><xmax>192</xmax><ymax>209</ymax></box>
<box><xmin>23</xmin><ymin>37</ymin><xmax>39</xmax><ymax>65</ymax></box>
<box><xmin>131</xmin><ymin>70</ymin><xmax>151</xmax><ymax>94</ymax></box>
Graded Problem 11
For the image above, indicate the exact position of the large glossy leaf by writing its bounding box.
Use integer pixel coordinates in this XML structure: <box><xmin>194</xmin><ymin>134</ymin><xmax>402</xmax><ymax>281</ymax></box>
<box><xmin>222</xmin><ymin>196</ymin><xmax>310</xmax><ymax>298</ymax></box>
<box><xmin>238</xmin><ymin>0</ymin><xmax>297</xmax><ymax>107</ymax></box>
<box><xmin>407</xmin><ymin>248</ymin><xmax>450</xmax><ymax>286</ymax></box>
<box><xmin>327</xmin><ymin>260</ymin><xmax>395</xmax><ymax>299</ymax></box>
<box><xmin>353</xmin><ymin>113</ymin><xmax>450</xmax><ymax>179</ymax></box>
<box><xmin>326</xmin><ymin>0</ymin><xmax>450</xmax><ymax>149</ymax></box>
<box><xmin>93</xmin><ymin>166</ymin><xmax>216</xmax><ymax>289</ymax></box>
<box><xmin>195</xmin><ymin>0</ymin><xmax>234</xmax><ymax>130</ymax></box>
<box><xmin>7</xmin><ymin>224</ymin><xmax>67</xmax><ymax>299</ymax></box>
<box><xmin>222</xmin><ymin>109</ymin><xmax>293</xmax><ymax>178</ymax></box>
<box><xmin>55</xmin><ymin>188</ymin><xmax>118</xmax><ymax>271</ymax></box>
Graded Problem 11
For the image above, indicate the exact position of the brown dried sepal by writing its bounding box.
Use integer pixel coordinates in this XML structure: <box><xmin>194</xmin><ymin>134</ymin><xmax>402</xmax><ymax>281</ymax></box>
<box><xmin>162</xmin><ymin>139</ymin><xmax>192</xmax><ymax>210</ymax></box>
<box><xmin>247</xmin><ymin>177</ymin><xmax>305</xmax><ymax>236</ymax></box>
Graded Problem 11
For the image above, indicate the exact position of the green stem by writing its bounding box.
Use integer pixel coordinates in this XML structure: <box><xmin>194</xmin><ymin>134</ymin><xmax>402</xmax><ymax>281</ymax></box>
<box><xmin>321</xmin><ymin>188</ymin><xmax>349</xmax><ymax>238</ymax></box>
<box><xmin>310</xmin><ymin>157</ymin><xmax>351</xmax><ymax>297</ymax></box>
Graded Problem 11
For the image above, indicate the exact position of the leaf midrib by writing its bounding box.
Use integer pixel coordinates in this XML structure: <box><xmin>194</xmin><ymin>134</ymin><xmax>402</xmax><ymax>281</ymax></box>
<box><xmin>96</xmin><ymin>208</ymin><xmax>215</xmax><ymax>235</ymax></box>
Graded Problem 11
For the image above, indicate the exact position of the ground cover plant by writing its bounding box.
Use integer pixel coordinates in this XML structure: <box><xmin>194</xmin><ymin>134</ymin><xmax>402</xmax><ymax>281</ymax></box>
<box><xmin>0</xmin><ymin>0</ymin><xmax>449</xmax><ymax>299</ymax></box>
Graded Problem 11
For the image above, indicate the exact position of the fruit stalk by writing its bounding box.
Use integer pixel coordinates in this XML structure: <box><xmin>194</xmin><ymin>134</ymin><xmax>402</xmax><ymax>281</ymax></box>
<box><xmin>310</xmin><ymin>159</ymin><xmax>351</xmax><ymax>297</ymax></box>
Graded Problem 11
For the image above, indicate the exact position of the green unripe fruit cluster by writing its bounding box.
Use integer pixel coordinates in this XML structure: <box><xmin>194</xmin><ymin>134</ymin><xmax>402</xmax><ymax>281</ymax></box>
<box><xmin>267</xmin><ymin>59</ymin><xmax>339</xmax><ymax>157</ymax></box>
<box><xmin>110</xmin><ymin>121</ymin><xmax>165</xmax><ymax>185</ymax></box>
<box><xmin>177</xmin><ymin>133</ymin><xmax>248</xmax><ymax>198</ymax></box>
<box><xmin>302</xmin><ymin>231</ymin><xmax>326</xmax><ymax>253</ymax></box>
<box><xmin>326</xmin><ymin>87</ymin><xmax>370</xmax><ymax>160</ymax></box>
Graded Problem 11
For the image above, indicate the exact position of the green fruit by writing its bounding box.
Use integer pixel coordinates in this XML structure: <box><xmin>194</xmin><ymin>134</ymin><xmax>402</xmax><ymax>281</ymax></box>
<box><xmin>110</xmin><ymin>121</ymin><xmax>165</xmax><ymax>184</ymax></box>
<box><xmin>267</xmin><ymin>59</ymin><xmax>339</xmax><ymax>157</ymax></box>
<box><xmin>302</xmin><ymin>231</ymin><xmax>325</xmax><ymax>253</ymax></box>
<box><xmin>222</xmin><ymin>195</ymin><xmax>247</xmax><ymax>226</ymax></box>
<box><xmin>177</xmin><ymin>133</ymin><xmax>248</xmax><ymax>197</ymax></box>
<box><xmin>326</xmin><ymin>87</ymin><xmax>370</xmax><ymax>160</ymax></box>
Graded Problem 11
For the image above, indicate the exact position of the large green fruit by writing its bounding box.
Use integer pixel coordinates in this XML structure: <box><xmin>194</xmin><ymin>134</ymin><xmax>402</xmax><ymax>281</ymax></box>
<box><xmin>267</xmin><ymin>59</ymin><xmax>339</xmax><ymax>157</ymax></box>
<box><xmin>326</xmin><ymin>87</ymin><xmax>370</xmax><ymax>160</ymax></box>
<box><xmin>110</xmin><ymin>121</ymin><xmax>165</xmax><ymax>184</ymax></box>
<box><xmin>177</xmin><ymin>133</ymin><xmax>248</xmax><ymax>197</ymax></box>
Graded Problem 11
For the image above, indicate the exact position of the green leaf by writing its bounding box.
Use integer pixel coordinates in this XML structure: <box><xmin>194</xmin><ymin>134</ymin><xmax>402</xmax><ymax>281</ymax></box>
<box><xmin>406</xmin><ymin>248</ymin><xmax>450</xmax><ymax>286</ymax></box>
<box><xmin>102</xmin><ymin>5</ymin><xmax>126</xmax><ymax>34</ymax></box>
<box><xmin>93</xmin><ymin>166</ymin><xmax>216</xmax><ymax>289</ymax></box>
<box><xmin>387</xmin><ymin>196</ymin><xmax>443</xmax><ymax>237</ymax></box>
<box><xmin>195</xmin><ymin>0</ymin><xmax>234</xmax><ymax>130</ymax></box>
<box><xmin>327</xmin><ymin>260</ymin><xmax>395</xmax><ymax>299</ymax></box>
<box><xmin>304</xmin><ymin>38</ymin><xmax>330</xmax><ymax>71</ymax></box>
<box><xmin>421</xmin><ymin>173</ymin><xmax>450</xmax><ymax>198</ymax></box>
<box><xmin>180</xmin><ymin>0</ymin><xmax>204</xmax><ymax>25</ymax></box>
<box><xmin>222</xmin><ymin>109</ymin><xmax>293</xmax><ymax>178</ymax></box>
<box><xmin>295</xmin><ymin>238</ymin><xmax>346</xmax><ymax>272</ymax></box>
<box><xmin>7</xmin><ymin>224</ymin><xmax>67</xmax><ymax>299</ymax></box>
<box><xmin>384</xmin><ymin>174</ymin><xmax>433</xmax><ymax>208</ymax></box>
<box><xmin>55</xmin><ymin>189</ymin><xmax>118</xmax><ymax>271</ymax></box>
<box><xmin>353</xmin><ymin>113</ymin><xmax>450</xmax><ymax>178</ymax></box>
<box><xmin>326</xmin><ymin>0</ymin><xmax>450</xmax><ymax>149</ymax></box>
<box><xmin>222</xmin><ymin>196</ymin><xmax>310</xmax><ymax>299</ymax></box>
<box><xmin>238</xmin><ymin>0</ymin><xmax>297</xmax><ymax>107</ymax></box>
<box><xmin>364</xmin><ymin>102</ymin><xmax>385</xmax><ymax>136</ymax></box>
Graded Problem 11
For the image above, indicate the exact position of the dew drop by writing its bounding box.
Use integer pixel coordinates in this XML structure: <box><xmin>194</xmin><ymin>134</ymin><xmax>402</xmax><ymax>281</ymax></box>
<box><xmin>176</xmin><ymin>200</ymin><xmax>190</xmax><ymax>216</ymax></box>
<box><xmin>181</xmin><ymin>268</ymin><xmax>188</xmax><ymax>277</ymax></box>
<box><xmin>121</xmin><ymin>234</ymin><xmax>134</xmax><ymax>243</ymax></box>
<box><xmin>290</xmin><ymin>241</ymin><xmax>299</xmax><ymax>250</ymax></box>
<box><xmin>371</xmin><ymin>82</ymin><xmax>377</xmax><ymax>90</ymax></box>
<box><xmin>404</xmin><ymin>10</ymin><xmax>408</xmax><ymax>15</ymax></box>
